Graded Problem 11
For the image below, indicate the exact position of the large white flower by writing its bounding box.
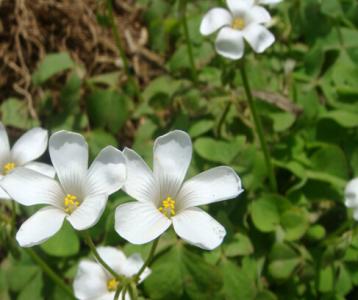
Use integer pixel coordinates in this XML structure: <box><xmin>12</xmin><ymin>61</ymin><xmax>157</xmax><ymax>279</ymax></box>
<box><xmin>115</xmin><ymin>130</ymin><xmax>243</xmax><ymax>250</ymax></box>
<box><xmin>200</xmin><ymin>0</ymin><xmax>275</xmax><ymax>60</ymax></box>
<box><xmin>345</xmin><ymin>178</ymin><xmax>358</xmax><ymax>221</ymax></box>
<box><xmin>0</xmin><ymin>123</ymin><xmax>54</xmax><ymax>200</ymax></box>
<box><xmin>73</xmin><ymin>246</ymin><xmax>151</xmax><ymax>300</ymax></box>
<box><xmin>0</xmin><ymin>131</ymin><xmax>126</xmax><ymax>247</ymax></box>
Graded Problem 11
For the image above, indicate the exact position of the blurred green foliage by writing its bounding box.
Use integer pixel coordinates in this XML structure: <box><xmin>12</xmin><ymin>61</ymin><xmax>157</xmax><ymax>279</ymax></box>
<box><xmin>1</xmin><ymin>0</ymin><xmax>358</xmax><ymax>299</ymax></box>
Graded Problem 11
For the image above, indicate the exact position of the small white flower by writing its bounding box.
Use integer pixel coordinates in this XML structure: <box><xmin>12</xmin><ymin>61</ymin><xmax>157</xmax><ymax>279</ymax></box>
<box><xmin>0</xmin><ymin>131</ymin><xmax>126</xmax><ymax>247</ymax></box>
<box><xmin>200</xmin><ymin>0</ymin><xmax>275</xmax><ymax>60</ymax></box>
<box><xmin>0</xmin><ymin>123</ymin><xmax>55</xmax><ymax>200</ymax></box>
<box><xmin>73</xmin><ymin>246</ymin><xmax>151</xmax><ymax>300</ymax></box>
<box><xmin>115</xmin><ymin>130</ymin><xmax>243</xmax><ymax>250</ymax></box>
<box><xmin>345</xmin><ymin>178</ymin><xmax>358</xmax><ymax>220</ymax></box>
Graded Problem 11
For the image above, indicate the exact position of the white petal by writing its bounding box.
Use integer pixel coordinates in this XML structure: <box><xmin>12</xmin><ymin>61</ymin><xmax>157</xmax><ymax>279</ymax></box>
<box><xmin>250</xmin><ymin>6</ymin><xmax>272</xmax><ymax>24</ymax></box>
<box><xmin>67</xmin><ymin>193</ymin><xmax>107</xmax><ymax>231</ymax></box>
<box><xmin>243</xmin><ymin>23</ymin><xmax>275</xmax><ymax>53</ymax></box>
<box><xmin>226</xmin><ymin>0</ymin><xmax>253</xmax><ymax>15</ymax></box>
<box><xmin>0</xmin><ymin>184</ymin><xmax>11</xmax><ymax>200</ymax></box>
<box><xmin>16</xmin><ymin>206</ymin><xmax>66</xmax><ymax>247</ymax></box>
<box><xmin>87</xmin><ymin>146</ymin><xmax>126</xmax><ymax>196</ymax></box>
<box><xmin>11</xmin><ymin>128</ymin><xmax>48</xmax><ymax>165</ymax></box>
<box><xmin>259</xmin><ymin>0</ymin><xmax>282</xmax><ymax>5</ymax></box>
<box><xmin>200</xmin><ymin>8</ymin><xmax>232</xmax><ymax>36</ymax></box>
<box><xmin>24</xmin><ymin>162</ymin><xmax>56</xmax><ymax>178</ymax></box>
<box><xmin>122</xmin><ymin>148</ymin><xmax>156</xmax><ymax>203</ymax></box>
<box><xmin>0</xmin><ymin>167</ymin><xmax>64</xmax><ymax>206</ymax></box>
<box><xmin>177</xmin><ymin>167</ymin><xmax>243</xmax><ymax>210</ymax></box>
<box><xmin>0</xmin><ymin>122</ymin><xmax>10</xmax><ymax>164</ymax></box>
<box><xmin>96</xmin><ymin>246</ymin><xmax>127</xmax><ymax>276</ymax></box>
<box><xmin>49</xmin><ymin>131</ymin><xmax>88</xmax><ymax>194</ymax></box>
<box><xmin>153</xmin><ymin>130</ymin><xmax>192</xmax><ymax>202</ymax></box>
<box><xmin>345</xmin><ymin>178</ymin><xmax>358</xmax><ymax>208</ymax></box>
<box><xmin>215</xmin><ymin>27</ymin><xmax>245</xmax><ymax>60</ymax></box>
<box><xmin>115</xmin><ymin>202</ymin><xmax>171</xmax><ymax>244</ymax></box>
<box><xmin>125</xmin><ymin>253</ymin><xmax>151</xmax><ymax>282</ymax></box>
<box><xmin>73</xmin><ymin>260</ymin><xmax>108</xmax><ymax>300</ymax></box>
<box><xmin>173</xmin><ymin>207</ymin><xmax>226</xmax><ymax>250</ymax></box>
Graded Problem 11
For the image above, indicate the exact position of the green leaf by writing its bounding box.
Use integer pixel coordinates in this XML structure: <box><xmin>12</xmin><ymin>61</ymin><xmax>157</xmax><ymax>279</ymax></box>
<box><xmin>1</xmin><ymin>98</ymin><xmax>39</xmax><ymax>129</ymax></box>
<box><xmin>224</xmin><ymin>233</ymin><xmax>254</xmax><ymax>257</ymax></box>
<box><xmin>319</xmin><ymin>266</ymin><xmax>334</xmax><ymax>293</ymax></box>
<box><xmin>268</xmin><ymin>243</ymin><xmax>300</xmax><ymax>281</ymax></box>
<box><xmin>194</xmin><ymin>137</ymin><xmax>245</xmax><ymax>164</ymax></box>
<box><xmin>306</xmin><ymin>225</ymin><xmax>326</xmax><ymax>241</ymax></box>
<box><xmin>221</xmin><ymin>259</ymin><xmax>257</xmax><ymax>300</ymax></box>
<box><xmin>269</xmin><ymin>112</ymin><xmax>296</xmax><ymax>132</ymax></box>
<box><xmin>255</xmin><ymin>291</ymin><xmax>277</xmax><ymax>300</ymax></box>
<box><xmin>144</xmin><ymin>246</ymin><xmax>183</xmax><ymax>299</ymax></box>
<box><xmin>87</xmin><ymin>72</ymin><xmax>121</xmax><ymax>88</ymax></box>
<box><xmin>86</xmin><ymin>89</ymin><xmax>128</xmax><ymax>133</ymax></box>
<box><xmin>251</xmin><ymin>195</ymin><xmax>281</xmax><ymax>233</ymax></box>
<box><xmin>32</xmin><ymin>52</ymin><xmax>74</xmax><ymax>85</ymax></box>
<box><xmin>321</xmin><ymin>0</ymin><xmax>343</xmax><ymax>19</ymax></box>
<box><xmin>310</xmin><ymin>144</ymin><xmax>349</xmax><ymax>180</ymax></box>
<box><xmin>18</xmin><ymin>271</ymin><xmax>43</xmax><ymax>300</ymax></box>
<box><xmin>320</xmin><ymin>110</ymin><xmax>358</xmax><ymax>128</ymax></box>
<box><xmin>189</xmin><ymin>120</ymin><xmax>214</xmax><ymax>138</ymax></box>
<box><xmin>40</xmin><ymin>221</ymin><xmax>79</xmax><ymax>257</ymax></box>
<box><xmin>142</xmin><ymin>76</ymin><xmax>183</xmax><ymax>102</ymax></box>
<box><xmin>8</xmin><ymin>265</ymin><xmax>39</xmax><ymax>291</ymax></box>
<box><xmin>181</xmin><ymin>246</ymin><xmax>222</xmax><ymax>300</ymax></box>
<box><xmin>281</xmin><ymin>208</ymin><xmax>309</xmax><ymax>241</ymax></box>
<box><xmin>144</xmin><ymin>245</ymin><xmax>221</xmax><ymax>300</ymax></box>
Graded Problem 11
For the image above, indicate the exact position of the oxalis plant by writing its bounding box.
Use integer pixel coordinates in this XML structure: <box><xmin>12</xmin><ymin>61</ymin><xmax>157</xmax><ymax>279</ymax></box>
<box><xmin>1</xmin><ymin>0</ymin><xmax>358</xmax><ymax>299</ymax></box>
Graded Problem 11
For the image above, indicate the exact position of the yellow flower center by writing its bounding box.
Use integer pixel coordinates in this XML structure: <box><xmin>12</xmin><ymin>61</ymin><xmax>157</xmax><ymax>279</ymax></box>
<box><xmin>232</xmin><ymin>17</ymin><xmax>246</xmax><ymax>30</ymax></box>
<box><xmin>64</xmin><ymin>194</ymin><xmax>80</xmax><ymax>214</ymax></box>
<box><xmin>3</xmin><ymin>162</ymin><xmax>16</xmax><ymax>174</ymax></box>
<box><xmin>107</xmin><ymin>278</ymin><xmax>119</xmax><ymax>292</ymax></box>
<box><xmin>158</xmin><ymin>196</ymin><xmax>176</xmax><ymax>218</ymax></box>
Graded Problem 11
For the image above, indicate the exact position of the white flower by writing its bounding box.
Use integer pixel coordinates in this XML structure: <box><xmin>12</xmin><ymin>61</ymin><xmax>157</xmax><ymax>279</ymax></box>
<box><xmin>200</xmin><ymin>0</ymin><xmax>275</xmax><ymax>60</ymax></box>
<box><xmin>115</xmin><ymin>130</ymin><xmax>243</xmax><ymax>250</ymax></box>
<box><xmin>0</xmin><ymin>131</ymin><xmax>126</xmax><ymax>247</ymax></box>
<box><xmin>73</xmin><ymin>246</ymin><xmax>151</xmax><ymax>300</ymax></box>
<box><xmin>345</xmin><ymin>178</ymin><xmax>358</xmax><ymax>220</ymax></box>
<box><xmin>0</xmin><ymin>123</ymin><xmax>54</xmax><ymax>200</ymax></box>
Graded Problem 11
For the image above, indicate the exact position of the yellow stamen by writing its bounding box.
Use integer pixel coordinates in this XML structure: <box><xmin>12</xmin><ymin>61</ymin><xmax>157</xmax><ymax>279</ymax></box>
<box><xmin>158</xmin><ymin>196</ymin><xmax>176</xmax><ymax>218</ymax></box>
<box><xmin>232</xmin><ymin>17</ymin><xmax>246</xmax><ymax>30</ymax></box>
<box><xmin>64</xmin><ymin>194</ymin><xmax>79</xmax><ymax>214</ymax></box>
<box><xmin>107</xmin><ymin>278</ymin><xmax>119</xmax><ymax>292</ymax></box>
<box><xmin>3</xmin><ymin>162</ymin><xmax>16</xmax><ymax>174</ymax></box>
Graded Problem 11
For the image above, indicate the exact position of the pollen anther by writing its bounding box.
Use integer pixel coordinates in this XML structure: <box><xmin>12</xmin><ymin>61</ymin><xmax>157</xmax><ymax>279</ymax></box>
<box><xmin>232</xmin><ymin>17</ymin><xmax>246</xmax><ymax>30</ymax></box>
<box><xmin>158</xmin><ymin>196</ymin><xmax>176</xmax><ymax>218</ymax></box>
<box><xmin>3</xmin><ymin>162</ymin><xmax>16</xmax><ymax>174</ymax></box>
<box><xmin>107</xmin><ymin>278</ymin><xmax>119</xmax><ymax>292</ymax></box>
<box><xmin>64</xmin><ymin>194</ymin><xmax>79</xmax><ymax>214</ymax></box>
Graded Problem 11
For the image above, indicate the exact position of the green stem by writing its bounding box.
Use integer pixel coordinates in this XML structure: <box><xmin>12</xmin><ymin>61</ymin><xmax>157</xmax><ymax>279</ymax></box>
<box><xmin>107</xmin><ymin>0</ymin><xmax>130</xmax><ymax>73</ymax></box>
<box><xmin>178</xmin><ymin>0</ymin><xmax>198</xmax><ymax>83</ymax></box>
<box><xmin>135</xmin><ymin>238</ymin><xmax>159</xmax><ymax>281</ymax></box>
<box><xmin>11</xmin><ymin>201</ymin><xmax>16</xmax><ymax>234</ymax></box>
<box><xmin>129</xmin><ymin>281</ymin><xmax>138</xmax><ymax>300</ymax></box>
<box><xmin>121</xmin><ymin>286</ymin><xmax>127</xmax><ymax>300</ymax></box>
<box><xmin>26</xmin><ymin>248</ymin><xmax>75</xmax><ymax>299</ymax></box>
<box><xmin>83</xmin><ymin>231</ymin><xmax>122</xmax><ymax>279</ymax></box>
<box><xmin>114</xmin><ymin>285</ymin><xmax>123</xmax><ymax>300</ymax></box>
<box><xmin>106</xmin><ymin>0</ymin><xmax>142</xmax><ymax>100</ymax></box>
<box><xmin>239</xmin><ymin>59</ymin><xmax>277</xmax><ymax>192</ymax></box>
